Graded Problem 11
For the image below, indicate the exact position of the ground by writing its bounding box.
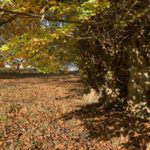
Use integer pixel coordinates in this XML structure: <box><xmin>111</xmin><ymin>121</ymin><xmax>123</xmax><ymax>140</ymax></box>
<box><xmin>0</xmin><ymin>73</ymin><xmax>149</xmax><ymax>150</ymax></box>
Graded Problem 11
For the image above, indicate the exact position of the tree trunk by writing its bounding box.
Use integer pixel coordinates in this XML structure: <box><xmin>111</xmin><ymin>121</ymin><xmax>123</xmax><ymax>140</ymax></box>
<box><xmin>16</xmin><ymin>64</ymin><xmax>21</xmax><ymax>71</ymax></box>
<box><xmin>127</xmin><ymin>46</ymin><xmax>150</xmax><ymax>119</ymax></box>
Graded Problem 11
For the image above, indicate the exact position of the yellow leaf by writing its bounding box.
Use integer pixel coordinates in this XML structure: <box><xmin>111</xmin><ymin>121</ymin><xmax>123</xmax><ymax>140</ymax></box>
<box><xmin>40</xmin><ymin>6</ymin><xmax>47</xmax><ymax>14</ymax></box>
<box><xmin>49</xmin><ymin>0</ymin><xmax>57</xmax><ymax>5</ymax></box>
<box><xmin>41</xmin><ymin>13</ymin><xmax>45</xmax><ymax>20</ymax></box>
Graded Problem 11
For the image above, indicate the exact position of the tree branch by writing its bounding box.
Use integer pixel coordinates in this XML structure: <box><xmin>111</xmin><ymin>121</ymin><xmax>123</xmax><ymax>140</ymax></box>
<box><xmin>0</xmin><ymin>8</ymin><xmax>84</xmax><ymax>24</ymax></box>
<box><xmin>0</xmin><ymin>8</ymin><xmax>109</xmax><ymax>26</ymax></box>
<box><xmin>1</xmin><ymin>6</ymin><xmax>149</xmax><ymax>27</ymax></box>
<box><xmin>0</xmin><ymin>15</ymin><xmax>17</xmax><ymax>26</ymax></box>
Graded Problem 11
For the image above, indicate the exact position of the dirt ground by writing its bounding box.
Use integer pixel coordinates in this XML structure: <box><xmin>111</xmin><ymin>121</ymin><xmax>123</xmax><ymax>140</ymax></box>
<box><xmin>0</xmin><ymin>73</ymin><xmax>149</xmax><ymax>150</ymax></box>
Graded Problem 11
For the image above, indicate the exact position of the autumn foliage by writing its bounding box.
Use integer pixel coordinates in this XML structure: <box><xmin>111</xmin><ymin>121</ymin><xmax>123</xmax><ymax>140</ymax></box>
<box><xmin>0</xmin><ymin>0</ymin><xmax>150</xmax><ymax>117</ymax></box>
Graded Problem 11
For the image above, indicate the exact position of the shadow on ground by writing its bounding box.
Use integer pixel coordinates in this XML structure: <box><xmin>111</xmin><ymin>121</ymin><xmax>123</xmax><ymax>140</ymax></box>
<box><xmin>62</xmin><ymin>103</ymin><xmax>150</xmax><ymax>150</ymax></box>
<box><xmin>0</xmin><ymin>72</ymin><xmax>79</xmax><ymax>79</ymax></box>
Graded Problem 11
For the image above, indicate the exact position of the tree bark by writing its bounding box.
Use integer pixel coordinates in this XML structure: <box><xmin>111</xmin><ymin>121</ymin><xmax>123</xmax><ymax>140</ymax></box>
<box><xmin>127</xmin><ymin>43</ymin><xmax>150</xmax><ymax>118</ymax></box>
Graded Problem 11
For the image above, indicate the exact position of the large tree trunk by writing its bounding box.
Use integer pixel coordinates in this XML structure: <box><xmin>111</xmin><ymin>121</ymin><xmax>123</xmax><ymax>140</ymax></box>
<box><xmin>127</xmin><ymin>45</ymin><xmax>150</xmax><ymax>119</ymax></box>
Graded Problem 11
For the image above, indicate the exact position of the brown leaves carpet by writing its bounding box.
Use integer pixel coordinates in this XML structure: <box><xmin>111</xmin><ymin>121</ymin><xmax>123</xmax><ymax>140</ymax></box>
<box><xmin>0</xmin><ymin>73</ymin><xmax>149</xmax><ymax>150</ymax></box>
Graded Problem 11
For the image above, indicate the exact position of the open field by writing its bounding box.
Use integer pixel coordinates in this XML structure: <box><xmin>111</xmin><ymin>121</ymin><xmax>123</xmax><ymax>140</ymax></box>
<box><xmin>0</xmin><ymin>73</ymin><xmax>149</xmax><ymax>150</ymax></box>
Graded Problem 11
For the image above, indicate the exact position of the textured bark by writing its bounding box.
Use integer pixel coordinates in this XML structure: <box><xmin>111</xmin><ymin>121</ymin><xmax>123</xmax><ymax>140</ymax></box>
<box><xmin>127</xmin><ymin>46</ymin><xmax>150</xmax><ymax>118</ymax></box>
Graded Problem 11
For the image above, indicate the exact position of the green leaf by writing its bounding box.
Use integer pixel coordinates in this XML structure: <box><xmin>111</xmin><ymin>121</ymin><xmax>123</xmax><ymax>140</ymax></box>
<box><xmin>0</xmin><ymin>45</ymin><xmax>9</xmax><ymax>51</ymax></box>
